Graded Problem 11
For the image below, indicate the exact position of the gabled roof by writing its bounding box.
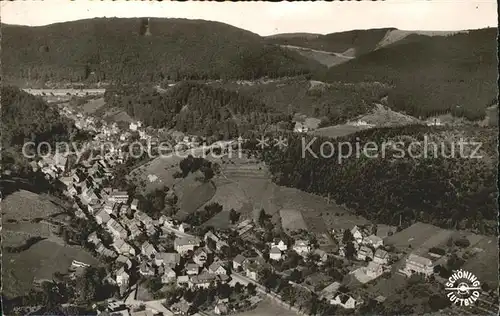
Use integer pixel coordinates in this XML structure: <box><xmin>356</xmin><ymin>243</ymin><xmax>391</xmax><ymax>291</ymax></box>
<box><xmin>233</xmin><ymin>254</ymin><xmax>246</xmax><ymax>264</ymax></box>
<box><xmin>270</xmin><ymin>246</ymin><xmax>282</xmax><ymax>254</ymax></box>
<box><xmin>209</xmin><ymin>261</ymin><xmax>225</xmax><ymax>272</ymax></box>
<box><xmin>374</xmin><ymin>249</ymin><xmax>388</xmax><ymax>259</ymax></box>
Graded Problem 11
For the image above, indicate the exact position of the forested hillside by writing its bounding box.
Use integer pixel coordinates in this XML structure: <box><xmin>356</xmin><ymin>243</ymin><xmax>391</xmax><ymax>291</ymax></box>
<box><xmin>2</xmin><ymin>18</ymin><xmax>323</xmax><ymax>86</ymax></box>
<box><xmin>320</xmin><ymin>28</ymin><xmax>498</xmax><ymax>120</ymax></box>
<box><xmin>105</xmin><ymin>82</ymin><xmax>292</xmax><ymax>138</ymax></box>
<box><xmin>1</xmin><ymin>86</ymin><xmax>73</xmax><ymax>148</ymax></box>
<box><xmin>262</xmin><ymin>125</ymin><xmax>498</xmax><ymax>235</ymax></box>
<box><xmin>266</xmin><ymin>28</ymin><xmax>393</xmax><ymax>56</ymax></box>
<box><xmin>211</xmin><ymin>78</ymin><xmax>390</xmax><ymax>125</ymax></box>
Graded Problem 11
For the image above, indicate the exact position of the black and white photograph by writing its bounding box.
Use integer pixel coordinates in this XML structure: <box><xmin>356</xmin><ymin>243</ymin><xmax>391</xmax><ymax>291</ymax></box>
<box><xmin>0</xmin><ymin>1</ymin><xmax>498</xmax><ymax>315</ymax></box>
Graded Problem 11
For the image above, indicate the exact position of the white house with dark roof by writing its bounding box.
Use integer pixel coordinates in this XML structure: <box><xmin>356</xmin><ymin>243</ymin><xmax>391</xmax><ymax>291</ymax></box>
<box><xmin>208</xmin><ymin>261</ymin><xmax>227</xmax><ymax>275</ymax></box>
<box><xmin>269</xmin><ymin>247</ymin><xmax>282</xmax><ymax>261</ymax></box>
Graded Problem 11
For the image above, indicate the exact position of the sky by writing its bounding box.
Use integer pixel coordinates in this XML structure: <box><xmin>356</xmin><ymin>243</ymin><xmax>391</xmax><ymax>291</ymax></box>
<box><xmin>1</xmin><ymin>0</ymin><xmax>497</xmax><ymax>36</ymax></box>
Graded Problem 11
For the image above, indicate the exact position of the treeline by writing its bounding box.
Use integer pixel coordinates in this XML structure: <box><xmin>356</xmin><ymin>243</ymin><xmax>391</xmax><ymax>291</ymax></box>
<box><xmin>2</xmin><ymin>18</ymin><xmax>322</xmax><ymax>85</ymax></box>
<box><xmin>320</xmin><ymin>29</ymin><xmax>498</xmax><ymax>120</ymax></box>
<box><xmin>105</xmin><ymin>82</ymin><xmax>292</xmax><ymax>137</ymax></box>
<box><xmin>261</xmin><ymin>125</ymin><xmax>498</xmax><ymax>235</ymax></box>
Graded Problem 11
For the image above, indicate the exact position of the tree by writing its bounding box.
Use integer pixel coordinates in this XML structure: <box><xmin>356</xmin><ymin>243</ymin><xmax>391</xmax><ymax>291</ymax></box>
<box><xmin>246</xmin><ymin>283</ymin><xmax>256</xmax><ymax>296</ymax></box>
<box><xmin>342</xmin><ymin>229</ymin><xmax>354</xmax><ymax>244</ymax></box>
<box><xmin>429</xmin><ymin>294</ymin><xmax>451</xmax><ymax>311</ymax></box>
<box><xmin>229</xmin><ymin>208</ymin><xmax>240</xmax><ymax>224</ymax></box>
<box><xmin>345</xmin><ymin>241</ymin><xmax>356</xmax><ymax>259</ymax></box>
<box><xmin>258</xmin><ymin>209</ymin><xmax>267</xmax><ymax>227</ymax></box>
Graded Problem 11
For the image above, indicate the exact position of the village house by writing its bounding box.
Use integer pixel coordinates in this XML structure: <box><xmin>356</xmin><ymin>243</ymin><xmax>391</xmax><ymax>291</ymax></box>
<box><xmin>214</xmin><ymin>303</ymin><xmax>228</xmax><ymax>315</ymax></box>
<box><xmin>186</xmin><ymin>263</ymin><xmax>200</xmax><ymax>276</ymax></box>
<box><xmin>373</xmin><ymin>249</ymin><xmax>389</xmax><ymax>265</ymax></box>
<box><xmin>116</xmin><ymin>267</ymin><xmax>129</xmax><ymax>287</ymax></box>
<box><xmin>177</xmin><ymin>275</ymin><xmax>190</xmax><ymax>286</ymax></box>
<box><xmin>109</xmin><ymin>190</ymin><xmax>129</xmax><ymax>204</ymax></box>
<box><xmin>160</xmin><ymin>215</ymin><xmax>175</xmax><ymax>227</ymax></box>
<box><xmin>174</xmin><ymin>237</ymin><xmax>200</xmax><ymax>254</ymax></box>
<box><xmin>113</xmin><ymin>239</ymin><xmax>136</xmax><ymax>256</ymax></box>
<box><xmin>155</xmin><ymin>252</ymin><xmax>181</xmax><ymax>268</ymax></box>
<box><xmin>178</xmin><ymin>223</ymin><xmax>191</xmax><ymax>233</ymax></box>
<box><xmin>363</xmin><ymin>235</ymin><xmax>384</xmax><ymax>249</ymax></box>
<box><xmin>107</xmin><ymin>218</ymin><xmax>128</xmax><ymax>239</ymax></box>
<box><xmin>141</xmin><ymin>241</ymin><xmax>158</xmax><ymax>259</ymax></box>
<box><xmin>232</xmin><ymin>254</ymin><xmax>247</xmax><ymax>271</ymax></box>
<box><xmin>116</xmin><ymin>255</ymin><xmax>133</xmax><ymax>269</ymax></box>
<box><xmin>139</xmin><ymin>262</ymin><xmax>155</xmax><ymax>277</ymax></box>
<box><xmin>130</xmin><ymin>198</ymin><xmax>139</xmax><ymax>211</ymax></box>
<box><xmin>87</xmin><ymin>232</ymin><xmax>100</xmax><ymax>245</ymax></box>
<box><xmin>162</xmin><ymin>267</ymin><xmax>177</xmax><ymax>284</ymax></box>
<box><xmin>189</xmin><ymin>273</ymin><xmax>218</xmax><ymax>289</ymax></box>
<box><xmin>95</xmin><ymin>209</ymin><xmax>111</xmax><ymax>225</ymax></box>
<box><xmin>293</xmin><ymin>240</ymin><xmax>311</xmax><ymax>256</ymax></box>
<box><xmin>193</xmin><ymin>248</ymin><xmax>208</xmax><ymax>266</ymax></box>
<box><xmin>331</xmin><ymin>294</ymin><xmax>358</xmax><ymax>309</ymax></box>
<box><xmin>269</xmin><ymin>247</ymin><xmax>282</xmax><ymax>261</ymax></box>
<box><xmin>204</xmin><ymin>231</ymin><xmax>229</xmax><ymax>251</ymax></box>
<box><xmin>208</xmin><ymin>261</ymin><xmax>227</xmax><ymax>275</ymax></box>
<box><xmin>135</xmin><ymin>210</ymin><xmax>154</xmax><ymax>227</ymax></box>
<box><xmin>245</xmin><ymin>262</ymin><xmax>259</xmax><ymax>281</ymax></box>
<box><xmin>351</xmin><ymin>226</ymin><xmax>364</xmax><ymax>243</ymax></box>
<box><xmin>357</xmin><ymin>246</ymin><xmax>374</xmax><ymax>261</ymax></box>
<box><xmin>366</xmin><ymin>262</ymin><xmax>384</xmax><ymax>278</ymax></box>
<box><xmin>270</xmin><ymin>239</ymin><xmax>288</xmax><ymax>252</ymax></box>
<box><xmin>171</xmin><ymin>299</ymin><xmax>192</xmax><ymax>315</ymax></box>
<box><xmin>95</xmin><ymin>242</ymin><xmax>118</xmax><ymax>258</ymax></box>
<box><xmin>313</xmin><ymin>248</ymin><xmax>329</xmax><ymax>263</ymax></box>
<box><xmin>401</xmin><ymin>253</ymin><xmax>434</xmax><ymax>277</ymax></box>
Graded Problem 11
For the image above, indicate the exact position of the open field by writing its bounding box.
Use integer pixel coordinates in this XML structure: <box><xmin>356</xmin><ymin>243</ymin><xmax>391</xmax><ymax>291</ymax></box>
<box><xmin>233</xmin><ymin>298</ymin><xmax>299</xmax><ymax>316</ymax></box>
<box><xmin>128</xmin><ymin>154</ymin><xmax>185</xmax><ymax>193</ymax></box>
<box><xmin>174</xmin><ymin>180</ymin><xmax>216</xmax><ymax>221</ymax></box>
<box><xmin>1</xmin><ymin>190</ymin><xmax>65</xmax><ymax>221</ymax></box>
<box><xmin>311</xmin><ymin>124</ymin><xmax>372</xmax><ymax>138</ymax></box>
<box><xmin>81</xmin><ymin>97</ymin><xmax>106</xmax><ymax>114</ymax></box>
<box><xmin>462</xmin><ymin>236</ymin><xmax>499</xmax><ymax>288</ymax></box>
<box><xmin>384</xmin><ymin>222</ymin><xmax>454</xmax><ymax>254</ymax></box>
<box><xmin>3</xmin><ymin>240</ymin><xmax>98</xmax><ymax>298</ymax></box>
<box><xmin>280</xmin><ymin>209</ymin><xmax>308</xmax><ymax>231</ymax></box>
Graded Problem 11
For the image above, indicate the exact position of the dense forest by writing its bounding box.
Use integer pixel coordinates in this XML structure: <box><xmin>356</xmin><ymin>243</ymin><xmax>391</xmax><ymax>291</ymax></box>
<box><xmin>2</xmin><ymin>18</ymin><xmax>323</xmax><ymax>86</ymax></box>
<box><xmin>261</xmin><ymin>125</ymin><xmax>498</xmax><ymax>235</ymax></box>
<box><xmin>266</xmin><ymin>28</ymin><xmax>393</xmax><ymax>56</ymax></box>
<box><xmin>211</xmin><ymin>77</ymin><xmax>390</xmax><ymax>125</ymax></box>
<box><xmin>319</xmin><ymin>28</ymin><xmax>498</xmax><ymax>120</ymax></box>
<box><xmin>1</xmin><ymin>86</ymin><xmax>74</xmax><ymax>148</ymax></box>
<box><xmin>105</xmin><ymin>82</ymin><xmax>292</xmax><ymax>138</ymax></box>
